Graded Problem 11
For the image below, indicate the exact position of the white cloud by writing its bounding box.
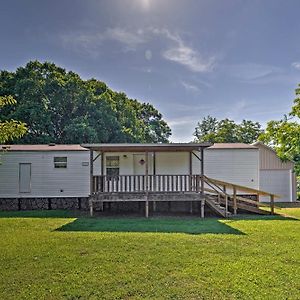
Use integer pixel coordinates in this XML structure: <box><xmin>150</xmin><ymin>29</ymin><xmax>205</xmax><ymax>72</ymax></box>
<box><xmin>194</xmin><ymin>78</ymin><xmax>213</xmax><ymax>89</ymax></box>
<box><xmin>226</xmin><ymin>63</ymin><xmax>280</xmax><ymax>81</ymax></box>
<box><xmin>172</xmin><ymin>103</ymin><xmax>214</xmax><ymax>113</ymax></box>
<box><xmin>180</xmin><ymin>81</ymin><xmax>201</xmax><ymax>93</ymax></box>
<box><xmin>61</xmin><ymin>26</ymin><xmax>216</xmax><ymax>72</ymax></box>
<box><xmin>167</xmin><ymin>116</ymin><xmax>196</xmax><ymax>127</ymax></box>
<box><xmin>105</xmin><ymin>27</ymin><xmax>147</xmax><ymax>51</ymax></box>
<box><xmin>292</xmin><ymin>62</ymin><xmax>300</xmax><ymax>70</ymax></box>
<box><xmin>61</xmin><ymin>32</ymin><xmax>103</xmax><ymax>58</ymax></box>
<box><xmin>164</xmin><ymin>46</ymin><xmax>215</xmax><ymax>72</ymax></box>
<box><xmin>226</xmin><ymin>99</ymin><xmax>248</xmax><ymax>120</ymax></box>
<box><xmin>151</xmin><ymin>28</ymin><xmax>215</xmax><ymax>73</ymax></box>
<box><xmin>61</xmin><ymin>27</ymin><xmax>147</xmax><ymax>55</ymax></box>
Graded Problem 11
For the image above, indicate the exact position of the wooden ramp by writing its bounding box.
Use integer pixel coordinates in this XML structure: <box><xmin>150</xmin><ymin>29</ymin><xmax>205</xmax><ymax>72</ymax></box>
<box><xmin>202</xmin><ymin>176</ymin><xmax>280</xmax><ymax>217</ymax></box>
<box><xmin>205</xmin><ymin>194</ymin><xmax>270</xmax><ymax>217</ymax></box>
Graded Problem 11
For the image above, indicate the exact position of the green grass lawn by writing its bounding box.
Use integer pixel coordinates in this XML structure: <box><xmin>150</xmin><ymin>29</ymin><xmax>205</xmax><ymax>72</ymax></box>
<box><xmin>0</xmin><ymin>210</ymin><xmax>300</xmax><ymax>299</ymax></box>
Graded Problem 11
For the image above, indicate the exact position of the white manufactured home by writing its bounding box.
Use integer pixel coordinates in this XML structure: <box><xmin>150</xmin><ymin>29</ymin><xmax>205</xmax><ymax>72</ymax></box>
<box><xmin>0</xmin><ymin>145</ymin><xmax>90</xmax><ymax>198</ymax></box>
<box><xmin>0</xmin><ymin>142</ymin><xmax>297</xmax><ymax>216</ymax></box>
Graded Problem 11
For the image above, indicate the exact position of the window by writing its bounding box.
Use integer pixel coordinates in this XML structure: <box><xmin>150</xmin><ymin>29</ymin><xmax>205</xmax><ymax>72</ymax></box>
<box><xmin>106</xmin><ymin>156</ymin><xmax>119</xmax><ymax>177</ymax></box>
<box><xmin>54</xmin><ymin>157</ymin><xmax>67</xmax><ymax>168</ymax></box>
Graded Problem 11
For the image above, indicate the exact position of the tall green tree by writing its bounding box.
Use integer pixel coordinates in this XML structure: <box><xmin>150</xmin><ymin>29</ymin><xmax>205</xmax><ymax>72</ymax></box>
<box><xmin>237</xmin><ymin>120</ymin><xmax>263</xmax><ymax>144</ymax></box>
<box><xmin>135</xmin><ymin>103</ymin><xmax>171</xmax><ymax>143</ymax></box>
<box><xmin>259</xmin><ymin>84</ymin><xmax>300</xmax><ymax>175</ymax></box>
<box><xmin>194</xmin><ymin>115</ymin><xmax>218</xmax><ymax>142</ymax></box>
<box><xmin>0</xmin><ymin>61</ymin><xmax>171</xmax><ymax>144</ymax></box>
<box><xmin>0</xmin><ymin>95</ymin><xmax>27</xmax><ymax>143</ymax></box>
<box><xmin>216</xmin><ymin>119</ymin><xmax>239</xmax><ymax>143</ymax></box>
<box><xmin>194</xmin><ymin>115</ymin><xmax>262</xmax><ymax>143</ymax></box>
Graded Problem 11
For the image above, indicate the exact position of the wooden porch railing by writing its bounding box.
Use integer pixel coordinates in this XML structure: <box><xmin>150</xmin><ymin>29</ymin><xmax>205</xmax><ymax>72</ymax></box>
<box><xmin>92</xmin><ymin>174</ymin><xmax>279</xmax><ymax>215</ymax></box>
<box><xmin>93</xmin><ymin>175</ymin><xmax>201</xmax><ymax>193</ymax></box>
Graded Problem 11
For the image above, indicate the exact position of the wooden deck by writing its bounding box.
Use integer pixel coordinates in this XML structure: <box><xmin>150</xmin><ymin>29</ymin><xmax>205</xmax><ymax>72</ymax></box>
<box><xmin>89</xmin><ymin>175</ymin><xmax>279</xmax><ymax>218</ymax></box>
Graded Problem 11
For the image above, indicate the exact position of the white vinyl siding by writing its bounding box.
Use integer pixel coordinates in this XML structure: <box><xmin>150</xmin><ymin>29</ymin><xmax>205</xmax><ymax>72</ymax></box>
<box><xmin>0</xmin><ymin>151</ymin><xmax>90</xmax><ymax>198</ymax></box>
<box><xmin>200</xmin><ymin>149</ymin><xmax>259</xmax><ymax>189</ymax></box>
<box><xmin>156</xmin><ymin>152</ymin><xmax>189</xmax><ymax>175</ymax></box>
<box><xmin>260</xmin><ymin>170</ymin><xmax>292</xmax><ymax>202</ymax></box>
<box><xmin>255</xmin><ymin>142</ymin><xmax>296</xmax><ymax>202</ymax></box>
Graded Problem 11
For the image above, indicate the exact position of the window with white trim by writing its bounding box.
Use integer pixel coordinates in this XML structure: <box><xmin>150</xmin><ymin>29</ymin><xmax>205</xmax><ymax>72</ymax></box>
<box><xmin>54</xmin><ymin>157</ymin><xmax>67</xmax><ymax>168</ymax></box>
<box><xmin>106</xmin><ymin>156</ymin><xmax>119</xmax><ymax>177</ymax></box>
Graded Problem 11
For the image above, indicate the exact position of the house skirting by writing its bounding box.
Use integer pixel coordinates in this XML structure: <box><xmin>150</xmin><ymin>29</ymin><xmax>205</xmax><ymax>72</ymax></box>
<box><xmin>0</xmin><ymin>197</ymin><xmax>206</xmax><ymax>215</ymax></box>
<box><xmin>0</xmin><ymin>197</ymin><xmax>89</xmax><ymax>211</ymax></box>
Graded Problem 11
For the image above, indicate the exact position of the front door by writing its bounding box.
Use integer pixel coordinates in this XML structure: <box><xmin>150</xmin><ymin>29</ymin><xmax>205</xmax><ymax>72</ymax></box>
<box><xmin>133</xmin><ymin>154</ymin><xmax>146</xmax><ymax>175</ymax></box>
<box><xmin>19</xmin><ymin>163</ymin><xmax>31</xmax><ymax>193</ymax></box>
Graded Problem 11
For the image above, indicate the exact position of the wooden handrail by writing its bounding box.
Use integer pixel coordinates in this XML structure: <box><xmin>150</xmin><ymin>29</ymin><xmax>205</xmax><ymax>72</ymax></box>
<box><xmin>203</xmin><ymin>176</ymin><xmax>280</xmax><ymax>198</ymax></box>
<box><xmin>202</xmin><ymin>176</ymin><xmax>280</xmax><ymax>214</ymax></box>
<box><xmin>204</xmin><ymin>186</ymin><xmax>281</xmax><ymax>208</ymax></box>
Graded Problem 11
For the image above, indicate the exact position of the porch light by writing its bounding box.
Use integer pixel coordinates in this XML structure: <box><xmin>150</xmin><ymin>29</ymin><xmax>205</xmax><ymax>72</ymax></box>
<box><xmin>139</xmin><ymin>159</ymin><xmax>145</xmax><ymax>165</ymax></box>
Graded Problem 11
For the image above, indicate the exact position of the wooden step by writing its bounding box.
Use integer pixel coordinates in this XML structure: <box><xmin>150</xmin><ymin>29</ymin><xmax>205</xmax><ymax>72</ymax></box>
<box><xmin>205</xmin><ymin>196</ymin><xmax>231</xmax><ymax>218</ymax></box>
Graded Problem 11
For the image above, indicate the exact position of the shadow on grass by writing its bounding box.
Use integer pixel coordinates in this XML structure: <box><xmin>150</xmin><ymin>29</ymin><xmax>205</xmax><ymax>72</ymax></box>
<box><xmin>229</xmin><ymin>214</ymin><xmax>299</xmax><ymax>221</ymax></box>
<box><xmin>0</xmin><ymin>210</ymin><xmax>84</xmax><ymax>219</ymax></box>
<box><xmin>1</xmin><ymin>210</ymin><xmax>298</xmax><ymax>235</ymax></box>
<box><xmin>56</xmin><ymin>217</ymin><xmax>245</xmax><ymax>235</ymax></box>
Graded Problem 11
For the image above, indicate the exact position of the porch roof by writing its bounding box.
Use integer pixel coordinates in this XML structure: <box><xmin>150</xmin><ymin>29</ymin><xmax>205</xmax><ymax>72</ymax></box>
<box><xmin>81</xmin><ymin>143</ymin><xmax>212</xmax><ymax>152</ymax></box>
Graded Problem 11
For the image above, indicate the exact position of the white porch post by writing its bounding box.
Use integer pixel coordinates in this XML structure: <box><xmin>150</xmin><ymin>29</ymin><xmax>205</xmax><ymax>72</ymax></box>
<box><xmin>153</xmin><ymin>151</ymin><xmax>157</xmax><ymax>212</ymax></box>
<box><xmin>89</xmin><ymin>150</ymin><xmax>94</xmax><ymax>196</ymax></box>
<box><xmin>145</xmin><ymin>151</ymin><xmax>149</xmax><ymax>218</ymax></box>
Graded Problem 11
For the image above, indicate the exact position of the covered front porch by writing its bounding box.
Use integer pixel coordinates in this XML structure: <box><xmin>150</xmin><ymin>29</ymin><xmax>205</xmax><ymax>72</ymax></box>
<box><xmin>82</xmin><ymin>143</ymin><xmax>278</xmax><ymax>218</ymax></box>
<box><xmin>83</xmin><ymin>143</ymin><xmax>210</xmax><ymax>217</ymax></box>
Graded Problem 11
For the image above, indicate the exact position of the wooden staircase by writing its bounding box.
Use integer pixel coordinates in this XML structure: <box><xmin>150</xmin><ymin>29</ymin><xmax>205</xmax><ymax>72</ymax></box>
<box><xmin>205</xmin><ymin>195</ymin><xmax>232</xmax><ymax>218</ymax></box>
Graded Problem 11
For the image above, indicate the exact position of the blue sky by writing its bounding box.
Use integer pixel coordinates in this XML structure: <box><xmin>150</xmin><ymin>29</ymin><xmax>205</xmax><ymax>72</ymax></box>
<box><xmin>1</xmin><ymin>0</ymin><xmax>300</xmax><ymax>142</ymax></box>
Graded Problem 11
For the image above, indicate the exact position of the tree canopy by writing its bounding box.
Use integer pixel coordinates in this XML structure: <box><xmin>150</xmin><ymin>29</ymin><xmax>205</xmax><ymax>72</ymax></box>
<box><xmin>194</xmin><ymin>115</ymin><xmax>263</xmax><ymax>144</ymax></box>
<box><xmin>0</xmin><ymin>95</ymin><xmax>27</xmax><ymax>143</ymax></box>
<box><xmin>0</xmin><ymin>61</ymin><xmax>171</xmax><ymax>144</ymax></box>
<box><xmin>259</xmin><ymin>84</ymin><xmax>300</xmax><ymax>174</ymax></box>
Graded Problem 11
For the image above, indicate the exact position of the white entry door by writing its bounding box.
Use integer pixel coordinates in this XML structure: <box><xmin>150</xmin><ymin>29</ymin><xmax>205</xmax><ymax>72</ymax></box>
<box><xmin>19</xmin><ymin>163</ymin><xmax>31</xmax><ymax>193</ymax></box>
<box><xmin>133</xmin><ymin>154</ymin><xmax>146</xmax><ymax>175</ymax></box>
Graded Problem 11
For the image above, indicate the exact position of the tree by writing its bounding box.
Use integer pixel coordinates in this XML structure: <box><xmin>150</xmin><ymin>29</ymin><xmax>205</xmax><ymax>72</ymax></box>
<box><xmin>0</xmin><ymin>95</ymin><xmax>27</xmax><ymax>143</ymax></box>
<box><xmin>194</xmin><ymin>115</ymin><xmax>262</xmax><ymax>143</ymax></box>
<box><xmin>0</xmin><ymin>61</ymin><xmax>171</xmax><ymax>144</ymax></box>
<box><xmin>216</xmin><ymin>119</ymin><xmax>239</xmax><ymax>143</ymax></box>
<box><xmin>135</xmin><ymin>102</ymin><xmax>171</xmax><ymax>143</ymax></box>
<box><xmin>194</xmin><ymin>115</ymin><xmax>218</xmax><ymax>142</ymax></box>
<box><xmin>259</xmin><ymin>83</ymin><xmax>300</xmax><ymax>175</ymax></box>
<box><xmin>237</xmin><ymin>120</ymin><xmax>263</xmax><ymax>144</ymax></box>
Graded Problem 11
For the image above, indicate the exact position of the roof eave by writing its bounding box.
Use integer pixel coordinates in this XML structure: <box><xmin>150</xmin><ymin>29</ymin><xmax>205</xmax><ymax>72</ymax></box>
<box><xmin>81</xmin><ymin>143</ymin><xmax>213</xmax><ymax>152</ymax></box>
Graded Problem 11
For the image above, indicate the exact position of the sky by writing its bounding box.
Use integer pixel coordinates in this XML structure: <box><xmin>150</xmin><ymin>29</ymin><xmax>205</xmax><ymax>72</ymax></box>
<box><xmin>1</xmin><ymin>0</ymin><xmax>300</xmax><ymax>142</ymax></box>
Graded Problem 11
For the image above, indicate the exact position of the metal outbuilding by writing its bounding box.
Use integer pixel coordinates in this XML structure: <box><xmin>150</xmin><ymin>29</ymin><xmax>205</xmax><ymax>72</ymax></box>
<box><xmin>253</xmin><ymin>142</ymin><xmax>297</xmax><ymax>202</ymax></box>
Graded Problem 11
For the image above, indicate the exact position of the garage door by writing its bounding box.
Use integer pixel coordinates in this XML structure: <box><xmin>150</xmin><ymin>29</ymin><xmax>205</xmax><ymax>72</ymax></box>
<box><xmin>260</xmin><ymin>170</ymin><xmax>291</xmax><ymax>202</ymax></box>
